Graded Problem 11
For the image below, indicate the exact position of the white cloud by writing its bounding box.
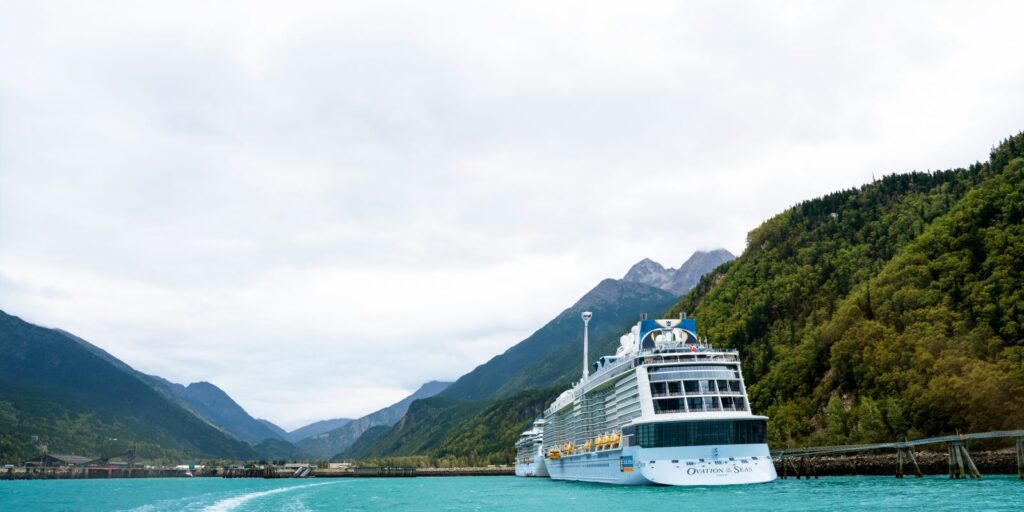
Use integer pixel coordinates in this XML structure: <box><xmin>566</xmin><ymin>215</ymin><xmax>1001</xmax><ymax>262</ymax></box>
<box><xmin>1</xmin><ymin>0</ymin><xmax>1023</xmax><ymax>429</ymax></box>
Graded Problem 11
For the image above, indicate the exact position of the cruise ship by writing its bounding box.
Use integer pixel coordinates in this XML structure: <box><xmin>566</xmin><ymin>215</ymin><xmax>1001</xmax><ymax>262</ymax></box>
<box><xmin>522</xmin><ymin>312</ymin><xmax>776</xmax><ymax>485</ymax></box>
<box><xmin>514</xmin><ymin>419</ymin><xmax>548</xmax><ymax>477</ymax></box>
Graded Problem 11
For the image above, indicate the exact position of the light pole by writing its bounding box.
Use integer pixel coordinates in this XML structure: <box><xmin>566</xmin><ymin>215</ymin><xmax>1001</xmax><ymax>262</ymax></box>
<box><xmin>582</xmin><ymin>311</ymin><xmax>592</xmax><ymax>381</ymax></box>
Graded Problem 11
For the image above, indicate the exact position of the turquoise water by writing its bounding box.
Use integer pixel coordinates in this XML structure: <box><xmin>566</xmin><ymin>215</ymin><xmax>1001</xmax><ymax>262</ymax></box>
<box><xmin>1</xmin><ymin>476</ymin><xmax>1022</xmax><ymax>511</ymax></box>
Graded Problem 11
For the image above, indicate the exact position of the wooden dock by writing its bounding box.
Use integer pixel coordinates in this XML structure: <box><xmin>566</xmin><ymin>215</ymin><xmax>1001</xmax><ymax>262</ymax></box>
<box><xmin>772</xmin><ymin>429</ymin><xmax>1024</xmax><ymax>479</ymax></box>
<box><xmin>4</xmin><ymin>467</ymin><xmax>195</xmax><ymax>480</ymax></box>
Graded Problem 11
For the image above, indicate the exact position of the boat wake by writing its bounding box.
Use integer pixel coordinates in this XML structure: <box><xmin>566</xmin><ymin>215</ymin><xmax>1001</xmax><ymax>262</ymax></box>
<box><xmin>202</xmin><ymin>481</ymin><xmax>341</xmax><ymax>512</ymax></box>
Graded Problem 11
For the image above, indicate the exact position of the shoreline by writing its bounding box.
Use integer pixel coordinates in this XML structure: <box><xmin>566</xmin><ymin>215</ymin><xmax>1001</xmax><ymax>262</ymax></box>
<box><xmin>1</xmin><ymin>466</ymin><xmax>515</xmax><ymax>480</ymax></box>
<box><xmin>4</xmin><ymin>450</ymin><xmax>1021</xmax><ymax>480</ymax></box>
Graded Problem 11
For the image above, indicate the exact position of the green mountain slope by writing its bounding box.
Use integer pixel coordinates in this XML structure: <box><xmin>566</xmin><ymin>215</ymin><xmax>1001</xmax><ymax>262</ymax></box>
<box><xmin>441</xmin><ymin>279</ymin><xmax>677</xmax><ymax>401</ymax></box>
<box><xmin>257</xmin><ymin>419</ymin><xmax>289</xmax><ymax>440</ymax></box>
<box><xmin>820</xmin><ymin>154</ymin><xmax>1024</xmax><ymax>437</ymax></box>
<box><xmin>669</xmin><ymin>133</ymin><xmax>1024</xmax><ymax>446</ymax></box>
<box><xmin>0</xmin><ymin>311</ymin><xmax>257</xmax><ymax>462</ymax></box>
<box><xmin>149</xmin><ymin>379</ymin><xmax>286</xmax><ymax>445</ymax></box>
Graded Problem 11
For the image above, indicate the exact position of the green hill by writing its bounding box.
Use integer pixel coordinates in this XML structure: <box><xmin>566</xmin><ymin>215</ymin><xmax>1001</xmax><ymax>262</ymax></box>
<box><xmin>670</xmin><ymin>133</ymin><xmax>1024</xmax><ymax>446</ymax></box>
<box><xmin>0</xmin><ymin>311</ymin><xmax>258</xmax><ymax>463</ymax></box>
<box><xmin>252</xmin><ymin>437</ymin><xmax>308</xmax><ymax>461</ymax></box>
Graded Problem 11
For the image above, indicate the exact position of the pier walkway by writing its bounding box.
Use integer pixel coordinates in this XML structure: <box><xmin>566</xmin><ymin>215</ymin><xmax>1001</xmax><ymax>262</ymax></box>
<box><xmin>772</xmin><ymin>429</ymin><xmax>1024</xmax><ymax>479</ymax></box>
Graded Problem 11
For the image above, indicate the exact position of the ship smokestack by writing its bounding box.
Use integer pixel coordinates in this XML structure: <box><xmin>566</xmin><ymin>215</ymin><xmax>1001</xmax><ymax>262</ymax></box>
<box><xmin>582</xmin><ymin>311</ymin><xmax>592</xmax><ymax>381</ymax></box>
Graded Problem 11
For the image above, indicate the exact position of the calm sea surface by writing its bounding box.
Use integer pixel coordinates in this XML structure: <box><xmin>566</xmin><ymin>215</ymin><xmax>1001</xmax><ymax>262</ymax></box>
<box><xmin>1</xmin><ymin>475</ymin><xmax>1022</xmax><ymax>511</ymax></box>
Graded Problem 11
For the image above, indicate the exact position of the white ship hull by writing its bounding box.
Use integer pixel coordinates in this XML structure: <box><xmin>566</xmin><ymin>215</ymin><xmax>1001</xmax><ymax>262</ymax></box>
<box><xmin>544</xmin><ymin>444</ymin><xmax>776</xmax><ymax>485</ymax></box>
<box><xmin>544</xmin><ymin>447</ymin><xmax>646</xmax><ymax>485</ymax></box>
<box><xmin>515</xmin><ymin>456</ymin><xmax>549</xmax><ymax>477</ymax></box>
<box><xmin>515</xmin><ymin>421</ymin><xmax>549</xmax><ymax>478</ymax></box>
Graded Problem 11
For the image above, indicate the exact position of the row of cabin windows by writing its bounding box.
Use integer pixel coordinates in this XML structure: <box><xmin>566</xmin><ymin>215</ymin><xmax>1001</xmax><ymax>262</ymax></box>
<box><xmin>652</xmin><ymin>396</ymin><xmax>747</xmax><ymax>414</ymax></box>
<box><xmin>625</xmin><ymin>419</ymin><xmax>767</xmax><ymax>448</ymax></box>
<box><xmin>650</xmin><ymin>379</ymin><xmax>742</xmax><ymax>396</ymax></box>
<box><xmin>649</xmin><ymin>370</ymin><xmax>740</xmax><ymax>381</ymax></box>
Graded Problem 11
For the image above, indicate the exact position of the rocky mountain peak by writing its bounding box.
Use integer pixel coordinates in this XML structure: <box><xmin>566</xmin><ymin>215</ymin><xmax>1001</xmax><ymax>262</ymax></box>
<box><xmin>622</xmin><ymin>249</ymin><xmax>735</xmax><ymax>296</ymax></box>
<box><xmin>622</xmin><ymin>258</ymin><xmax>672</xmax><ymax>289</ymax></box>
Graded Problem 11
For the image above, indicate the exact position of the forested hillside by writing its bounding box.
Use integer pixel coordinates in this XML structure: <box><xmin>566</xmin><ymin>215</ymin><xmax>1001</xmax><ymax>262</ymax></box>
<box><xmin>671</xmin><ymin>133</ymin><xmax>1024</xmax><ymax>446</ymax></box>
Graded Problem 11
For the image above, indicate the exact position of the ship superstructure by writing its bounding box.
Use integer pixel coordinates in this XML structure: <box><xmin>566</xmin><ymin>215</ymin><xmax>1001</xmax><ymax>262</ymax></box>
<box><xmin>514</xmin><ymin>419</ymin><xmax>548</xmax><ymax>477</ymax></box>
<box><xmin>536</xmin><ymin>313</ymin><xmax>776</xmax><ymax>485</ymax></box>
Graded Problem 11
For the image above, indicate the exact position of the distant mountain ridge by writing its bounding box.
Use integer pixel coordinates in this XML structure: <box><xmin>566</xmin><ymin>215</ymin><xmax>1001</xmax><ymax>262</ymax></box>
<box><xmin>622</xmin><ymin>249</ymin><xmax>735</xmax><ymax>295</ymax></box>
<box><xmin>0</xmin><ymin>309</ymin><xmax>457</xmax><ymax>463</ymax></box>
<box><xmin>284</xmin><ymin>418</ymin><xmax>353</xmax><ymax>443</ymax></box>
<box><xmin>0</xmin><ymin>311</ymin><xmax>257</xmax><ymax>462</ymax></box>
<box><xmin>297</xmin><ymin>380</ymin><xmax>451</xmax><ymax>460</ymax></box>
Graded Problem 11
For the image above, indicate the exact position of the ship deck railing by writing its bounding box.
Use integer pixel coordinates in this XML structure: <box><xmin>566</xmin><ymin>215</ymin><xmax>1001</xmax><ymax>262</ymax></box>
<box><xmin>637</xmin><ymin>350</ymin><xmax>740</xmax><ymax>362</ymax></box>
<box><xmin>653</xmin><ymin>405</ymin><xmax>748</xmax><ymax>414</ymax></box>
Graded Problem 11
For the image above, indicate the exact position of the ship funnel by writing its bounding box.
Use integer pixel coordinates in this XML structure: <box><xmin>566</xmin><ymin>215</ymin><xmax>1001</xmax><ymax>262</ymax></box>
<box><xmin>582</xmin><ymin>311</ymin><xmax>592</xmax><ymax>380</ymax></box>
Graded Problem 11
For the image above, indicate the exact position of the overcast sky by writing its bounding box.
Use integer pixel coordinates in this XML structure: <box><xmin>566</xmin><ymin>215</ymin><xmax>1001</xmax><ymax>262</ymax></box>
<box><xmin>2</xmin><ymin>1</ymin><xmax>1023</xmax><ymax>430</ymax></box>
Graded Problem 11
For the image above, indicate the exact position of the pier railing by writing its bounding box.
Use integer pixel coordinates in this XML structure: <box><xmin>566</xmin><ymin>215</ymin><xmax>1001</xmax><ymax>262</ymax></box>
<box><xmin>771</xmin><ymin>429</ymin><xmax>1024</xmax><ymax>480</ymax></box>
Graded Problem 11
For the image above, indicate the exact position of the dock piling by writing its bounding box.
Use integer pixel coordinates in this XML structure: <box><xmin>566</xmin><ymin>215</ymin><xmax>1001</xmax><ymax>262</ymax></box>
<box><xmin>1017</xmin><ymin>437</ymin><xmax>1024</xmax><ymax>480</ymax></box>
<box><xmin>963</xmin><ymin>445</ymin><xmax>981</xmax><ymax>478</ymax></box>
<box><xmin>948</xmin><ymin>441</ymin><xmax>981</xmax><ymax>479</ymax></box>
<box><xmin>905</xmin><ymin>447</ymin><xmax>923</xmax><ymax>478</ymax></box>
<box><xmin>951</xmin><ymin>441</ymin><xmax>964</xmax><ymax>479</ymax></box>
<box><xmin>895</xmin><ymin>447</ymin><xmax>922</xmax><ymax>478</ymax></box>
